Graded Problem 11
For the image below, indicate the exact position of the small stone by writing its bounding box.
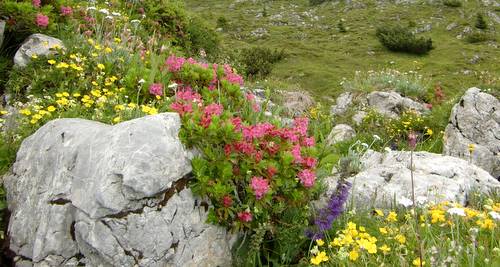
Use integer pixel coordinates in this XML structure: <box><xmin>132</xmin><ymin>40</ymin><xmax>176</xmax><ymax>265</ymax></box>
<box><xmin>14</xmin><ymin>34</ymin><xmax>65</xmax><ymax>68</ymax></box>
<box><xmin>326</xmin><ymin>124</ymin><xmax>356</xmax><ymax>145</ymax></box>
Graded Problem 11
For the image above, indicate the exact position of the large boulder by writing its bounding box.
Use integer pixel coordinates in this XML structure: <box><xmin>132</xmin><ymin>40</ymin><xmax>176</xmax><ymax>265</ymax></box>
<box><xmin>14</xmin><ymin>34</ymin><xmax>65</xmax><ymax>68</ymax></box>
<box><xmin>280</xmin><ymin>90</ymin><xmax>315</xmax><ymax>117</ymax></box>
<box><xmin>4</xmin><ymin>113</ymin><xmax>233</xmax><ymax>267</ymax></box>
<box><xmin>365</xmin><ymin>91</ymin><xmax>428</xmax><ymax>119</ymax></box>
<box><xmin>324</xmin><ymin>150</ymin><xmax>500</xmax><ymax>208</ymax></box>
<box><xmin>443</xmin><ymin>87</ymin><xmax>500</xmax><ymax>179</ymax></box>
<box><xmin>326</xmin><ymin>124</ymin><xmax>356</xmax><ymax>145</ymax></box>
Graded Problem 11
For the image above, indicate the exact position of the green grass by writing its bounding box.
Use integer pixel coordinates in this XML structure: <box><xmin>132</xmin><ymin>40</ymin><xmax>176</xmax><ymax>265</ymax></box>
<box><xmin>184</xmin><ymin>0</ymin><xmax>499</xmax><ymax>101</ymax></box>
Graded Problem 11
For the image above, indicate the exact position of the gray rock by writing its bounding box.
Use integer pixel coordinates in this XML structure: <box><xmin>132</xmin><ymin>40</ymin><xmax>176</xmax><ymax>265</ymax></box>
<box><xmin>330</xmin><ymin>92</ymin><xmax>353</xmax><ymax>116</ymax></box>
<box><xmin>14</xmin><ymin>34</ymin><xmax>65</xmax><ymax>68</ymax></box>
<box><xmin>365</xmin><ymin>91</ymin><xmax>428</xmax><ymax>119</ymax></box>
<box><xmin>470</xmin><ymin>54</ymin><xmax>481</xmax><ymax>64</ymax></box>
<box><xmin>352</xmin><ymin>111</ymin><xmax>367</xmax><ymax>125</ymax></box>
<box><xmin>280</xmin><ymin>90</ymin><xmax>315</xmax><ymax>117</ymax></box>
<box><xmin>446</xmin><ymin>22</ymin><xmax>458</xmax><ymax>31</ymax></box>
<box><xmin>443</xmin><ymin>87</ymin><xmax>500</xmax><ymax>179</ymax></box>
<box><xmin>326</xmin><ymin>124</ymin><xmax>356</xmax><ymax>145</ymax></box>
<box><xmin>0</xmin><ymin>20</ymin><xmax>5</xmax><ymax>49</ymax></box>
<box><xmin>5</xmin><ymin>113</ymin><xmax>233</xmax><ymax>266</ymax></box>
<box><xmin>324</xmin><ymin>150</ymin><xmax>500</xmax><ymax>208</ymax></box>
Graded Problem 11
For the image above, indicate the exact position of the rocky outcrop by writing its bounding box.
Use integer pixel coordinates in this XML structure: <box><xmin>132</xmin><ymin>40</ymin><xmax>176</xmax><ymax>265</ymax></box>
<box><xmin>330</xmin><ymin>92</ymin><xmax>353</xmax><ymax>116</ymax></box>
<box><xmin>4</xmin><ymin>113</ymin><xmax>233</xmax><ymax>267</ymax></box>
<box><xmin>280</xmin><ymin>90</ymin><xmax>315</xmax><ymax>117</ymax></box>
<box><xmin>326</xmin><ymin>124</ymin><xmax>356</xmax><ymax>145</ymax></box>
<box><xmin>443</xmin><ymin>87</ymin><xmax>500</xmax><ymax>179</ymax></box>
<box><xmin>365</xmin><ymin>91</ymin><xmax>428</xmax><ymax>119</ymax></box>
<box><xmin>14</xmin><ymin>34</ymin><xmax>65</xmax><ymax>67</ymax></box>
<box><xmin>324</xmin><ymin>150</ymin><xmax>500</xmax><ymax>208</ymax></box>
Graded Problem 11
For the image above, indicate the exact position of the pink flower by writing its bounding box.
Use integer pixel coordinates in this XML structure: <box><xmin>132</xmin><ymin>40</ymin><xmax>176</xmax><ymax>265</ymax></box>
<box><xmin>204</xmin><ymin>103</ymin><xmax>223</xmax><ymax>116</ymax></box>
<box><xmin>35</xmin><ymin>14</ymin><xmax>49</xmax><ymax>28</ymax></box>
<box><xmin>224</xmin><ymin>144</ymin><xmax>232</xmax><ymax>157</ymax></box>
<box><xmin>165</xmin><ymin>55</ymin><xmax>186</xmax><ymax>72</ymax></box>
<box><xmin>303</xmin><ymin>157</ymin><xmax>317</xmax><ymax>168</ymax></box>
<box><xmin>250</xmin><ymin>176</ymin><xmax>269</xmax><ymax>199</ymax></box>
<box><xmin>291</xmin><ymin>144</ymin><xmax>303</xmax><ymax>164</ymax></box>
<box><xmin>302</xmin><ymin>137</ymin><xmax>315</xmax><ymax>147</ymax></box>
<box><xmin>60</xmin><ymin>6</ymin><xmax>73</xmax><ymax>16</ymax></box>
<box><xmin>231</xmin><ymin>117</ymin><xmax>242</xmax><ymax>131</ymax></box>
<box><xmin>238</xmin><ymin>211</ymin><xmax>252</xmax><ymax>222</ymax></box>
<box><xmin>170</xmin><ymin>102</ymin><xmax>193</xmax><ymax>116</ymax></box>
<box><xmin>298</xmin><ymin>169</ymin><xmax>316</xmax><ymax>188</ymax></box>
<box><xmin>266</xmin><ymin>166</ymin><xmax>278</xmax><ymax>178</ymax></box>
<box><xmin>408</xmin><ymin>131</ymin><xmax>418</xmax><ymax>150</ymax></box>
<box><xmin>223</xmin><ymin>64</ymin><xmax>244</xmax><ymax>85</ymax></box>
<box><xmin>222</xmin><ymin>195</ymin><xmax>232</xmax><ymax>207</ymax></box>
<box><xmin>294</xmin><ymin>117</ymin><xmax>309</xmax><ymax>136</ymax></box>
<box><xmin>32</xmin><ymin>0</ymin><xmax>41</xmax><ymax>8</ymax></box>
<box><xmin>176</xmin><ymin>89</ymin><xmax>201</xmax><ymax>103</ymax></box>
<box><xmin>149</xmin><ymin>83</ymin><xmax>163</xmax><ymax>96</ymax></box>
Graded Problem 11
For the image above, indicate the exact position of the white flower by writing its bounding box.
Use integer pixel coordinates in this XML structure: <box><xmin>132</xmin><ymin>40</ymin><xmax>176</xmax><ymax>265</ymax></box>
<box><xmin>398</xmin><ymin>196</ymin><xmax>413</xmax><ymax>208</ymax></box>
<box><xmin>373</xmin><ymin>134</ymin><xmax>381</xmax><ymax>141</ymax></box>
<box><xmin>112</xmin><ymin>12</ymin><xmax>121</xmax><ymax>17</ymax></box>
<box><xmin>168</xmin><ymin>82</ymin><xmax>178</xmax><ymax>89</ymax></box>
<box><xmin>310</xmin><ymin>245</ymin><xmax>319</xmax><ymax>255</ymax></box>
<box><xmin>105</xmin><ymin>15</ymin><xmax>114</xmax><ymax>20</ymax></box>
<box><xmin>138</xmin><ymin>79</ymin><xmax>145</xmax><ymax>84</ymax></box>
<box><xmin>384</xmin><ymin>147</ymin><xmax>392</xmax><ymax>153</ymax></box>
<box><xmin>489</xmin><ymin>211</ymin><xmax>500</xmax><ymax>221</ymax></box>
<box><xmin>447</xmin><ymin>207</ymin><xmax>466</xmax><ymax>217</ymax></box>
<box><xmin>361</xmin><ymin>143</ymin><xmax>369</xmax><ymax>148</ymax></box>
<box><xmin>130</xmin><ymin>19</ymin><xmax>141</xmax><ymax>24</ymax></box>
<box><xmin>99</xmin><ymin>9</ymin><xmax>110</xmax><ymax>15</ymax></box>
<box><xmin>416</xmin><ymin>196</ymin><xmax>428</xmax><ymax>205</ymax></box>
<box><xmin>87</xmin><ymin>7</ymin><xmax>96</xmax><ymax>11</ymax></box>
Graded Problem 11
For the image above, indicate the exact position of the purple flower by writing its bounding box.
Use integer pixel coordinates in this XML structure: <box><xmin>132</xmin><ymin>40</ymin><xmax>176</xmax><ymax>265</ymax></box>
<box><xmin>307</xmin><ymin>181</ymin><xmax>351</xmax><ymax>240</ymax></box>
<box><xmin>149</xmin><ymin>83</ymin><xmax>163</xmax><ymax>96</ymax></box>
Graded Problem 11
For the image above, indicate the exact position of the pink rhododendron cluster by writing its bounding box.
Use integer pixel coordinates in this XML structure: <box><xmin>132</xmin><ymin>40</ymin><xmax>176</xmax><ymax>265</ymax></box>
<box><xmin>238</xmin><ymin>211</ymin><xmax>253</xmax><ymax>222</ymax></box>
<box><xmin>298</xmin><ymin>169</ymin><xmax>316</xmax><ymax>188</ymax></box>
<box><xmin>148</xmin><ymin>83</ymin><xmax>163</xmax><ymax>96</ymax></box>
<box><xmin>60</xmin><ymin>6</ymin><xmax>73</xmax><ymax>16</ymax></box>
<box><xmin>32</xmin><ymin>0</ymin><xmax>41</xmax><ymax>8</ymax></box>
<box><xmin>35</xmin><ymin>14</ymin><xmax>49</xmax><ymax>28</ymax></box>
<box><xmin>250</xmin><ymin>176</ymin><xmax>270</xmax><ymax>199</ymax></box>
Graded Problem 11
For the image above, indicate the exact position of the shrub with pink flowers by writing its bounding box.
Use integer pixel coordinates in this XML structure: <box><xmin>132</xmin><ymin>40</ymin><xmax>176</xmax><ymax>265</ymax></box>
<box><xmin>163</xmin><ymin>55</ymin><xmax>322</xmax><ymax>261</ymax></box>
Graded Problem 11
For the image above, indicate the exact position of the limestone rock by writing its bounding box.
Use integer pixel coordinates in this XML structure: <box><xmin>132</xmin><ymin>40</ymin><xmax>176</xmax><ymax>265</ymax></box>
<box><xmin>324</xmin><ymin>150</ymin><xmax>500</xmax><ymax>208</ymax></box>
<box><xmin>326</xmin><ymin>124</ymin><xmax>356</xmax><ymax>145</ymax></box>
<box><xmin>330</xmin><ymin>92</ymin><xmax>353</xmax><ymax>116</ymax></box>
<box><xmin>443</xmin><ymin>87</ymin><xmax>500</xmax><ymax>179</ymax></box>
<box><xmin>14</xmin><ymin>34</ymin><xmax>65</xmax><ymax>68</ymax></box>
<box><xmin>0</xmin><ymin>20</ymin><xmax>5</xmax><ymax>49</ymax></box>
<box><xmin>365</xmin><ymin>91</ymin><xmax>428</xmax><ymax>118</ymax></box>
<box><xmin>5</xmin><ymin>113</ymin><xmax>233</xmax><ymax>267</ymax></box>
<box><xmin>280</xmin><ymin>90</ymin><xmax>315</xmax><ymax>117</ymax></box>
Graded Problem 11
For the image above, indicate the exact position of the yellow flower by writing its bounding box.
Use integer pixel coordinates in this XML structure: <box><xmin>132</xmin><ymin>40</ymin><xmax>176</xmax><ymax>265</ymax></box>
<box><xmin>430</xmin><ymin>209</ymin><xmax>446</xmax><ymax>224</ymax></box>
<box><xmin>97</xmin><ymin>64</ymin><xmax>105</xmax><ymax>70</ymax></box>
<box><xmin>56</xmin><ymin>98</ymin><xmax>69</xmax><ymax>106</ymax></box>
<box><xmin>468</xmin><ymin>144</ymin><xmax>475</xmax><ymax>153</ymax></box>
<box><xmin>1</xmin><ymin>110</ymin><xmax>8</xmax><ymax>115</ymax></box>
<box><xmin>412</xmin><ymin>257</ymin><xmax>425</xmax><ymax>266</ymax></box>
<box><xmin>380</xmin><ymin>244</ymin><xmax>391</xmax><ymax>254</ymax></box>
<box><xmin>379</xmin><ymin>227</ymin><xmax>388</xmax><ymax>235</ymax></box>
<box><xmin>87</xmin><ymin>38</ymin><xmax>94</xmax><ymax>45</ymax></box>
<box><xmin>73</xmin><ymin>93</ymin><xmax>81</xmax><ymax>98</ymax></box>
<box><xmin>20</xmin><ymin>109</ymin><xmax>32</xmax><ymax>116</ymax></box>
<box><xmin>349</xmin><ymin>249</ymin><xmax>359</xmax><ymax>261</ymax></box>
<box><xmin>47</xmin><ymin>106</ymin><xmax>56</xmax><ymax>112</ymax></box>
<box><xmin>94</xmin><ymin>44</ymin><xmax>102</xmax><ymax>50</ymax></box>
<box><xmin>426</xmin><ymin>128</ymin><xmax>433</xmax><ymax>136</ymax></box>
<box><xmin>62</xmin><ymin>92</ymin><xmax>69</xmax><ymax>97</ymax></box>
<box><xmin>104</xmin><ymin>47</ymin><xmax>113</xmax><ymax>53</ymax></box>
<box><xmin>113</xmin><ymin>117</ymin><xmax>121</xmax><ymax>123</ymax></box>
<box><xmin>374</xmin><ymin>209</ymin><xmax>384</xmax><ymax>216</ymax></box>
<box><xmin>477</xmin><ymin>219</ymin><xmax>496</xmax><ymax>230</ymax></box>
<box><xmin>395</xmin><ymin>234</ymin><xmax>406</xmax><ymax>244</ymax></box>
<box><xmin>38</xmin><ymin>110</ymin><xmax>48</xmax><ymax>116</ymax></box>
<box><xmin>114</xmin><ymin>37</ymin><xmax>121</xmax><ymax>43</ymax></box>
<box><xmin>387</xmin><ymin>211</ymin><xmax>398</xmax><ymax>222</ymax></box>
<box><xmin>316</xmin><ymin>239</ymin><xmax>324</xmax><ymax>246</ymax></box>
<box><xmin>127</xmin><ymin>103</ymin><xmax>137</xmax><ymax>109</ymax></box>
<box><xmin>56</xmin><ymin>62</ymin><xmax>69</xmax><ymax>69</ymax></box>
<box><xmin>91</xmin><ymin>52</ymin><xmax>98</xmax><ymax>57</ymax></box>
<box><xmin>114</xmin><ymin>105</ymin><xmax>125</xmax><ymax>111</ymax></box>
<box><xmin>47</xmin><ymin>59</ymin><xmax>56</xmax><ymax>65</ymax></box>
<box><xmin>310</xmin><ymin>251</ymin><xmax>328</xmax><ymax>265</ymax></box>
<box><xmin>32</xmin><ymin>114</ymin><xmax>42</xmax><ymax>120</ymax></box>
<box><xmin>31</xmin><ymin>54</ymin><xmax>38</xmax><ymax>59</ymax></box>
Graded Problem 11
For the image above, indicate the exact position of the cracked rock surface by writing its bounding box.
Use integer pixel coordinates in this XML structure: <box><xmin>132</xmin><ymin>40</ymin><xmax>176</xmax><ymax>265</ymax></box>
<box><xmin>443</xmin><ymin>87</ymin><xmax>500</xmax><ymax>179</ymax></box>
<box><xmin>324</xmin><ymin>150</ymin><xmax>500</xmax><ymax>208</ymax></box>
<box><xmin>4</xmin><ymin>113</ymin><xmax>233</xmax><ymax>267</ymax></box>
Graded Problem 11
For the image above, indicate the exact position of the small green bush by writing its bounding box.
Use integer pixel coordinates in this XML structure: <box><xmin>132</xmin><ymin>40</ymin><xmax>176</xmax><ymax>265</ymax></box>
<box><xmin>337</xmin><ymin>20</ymin><xmax>347</xmax><ymax>33</ymax></box>
<box><xmin>240</xmin><ymin>47</ymin><xmax>286</xmax><ymax>78</ymax></box>
<box><xmin>376</xmin><ymin>25</ymin><xmax>434</xmax><ymax>55</ymax></box>
<box><xmin>466</xmin><ymin>32</ymin><xmax>495</xmax><ymax>43</ymax></box>
<box><xmin>475</xmin><ymin>13</ymin><xmax>488</xmax><ymax>29</ymax></box>
<box><xmin>443</xmin><ymin>0</ymin><xmax>462</xmax><ymax>7</ymax></box>
<box><xmin>216</xmin><ymin>16</ymin><xmax>228</xmax><ymax>29</ymax></box>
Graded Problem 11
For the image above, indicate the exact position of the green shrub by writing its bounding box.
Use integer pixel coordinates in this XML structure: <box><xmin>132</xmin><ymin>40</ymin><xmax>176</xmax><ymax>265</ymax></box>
<box><xmin>309</xmin><ymin>0</ymin><xmax>330</xmax><ymax>5</ymax></box>
<box><xmin>475</xmin><ymin>13</ymin><xmax>488</xmax><ymax>29</ymax></box>
<box><xmin>376</xmin><ymin>25</ymin><xmax>434</xmax><ymax>55</ymax></box>
<box><xmin>216</xmin><ymin>16</ymin><xmax>228</xmax><ymax>29</ymax></box>
<box><xmin>443</xmin><ymin>0</ymin><xmax>462</xmax><ymax>7</ymax></box>
<box><xmin>466</xmin><ymin>32</ymin><xmax>495</xmax><ymax>43</ymax></box>
<box><xmin>240</xmin><ymin>47</ymin><xmax>286</xmax><ymax>78</ymax></box>
<box><xmin>337</xmin><ymin>20</ymin><xmax>347</xmax><ymax>33</ymax></box>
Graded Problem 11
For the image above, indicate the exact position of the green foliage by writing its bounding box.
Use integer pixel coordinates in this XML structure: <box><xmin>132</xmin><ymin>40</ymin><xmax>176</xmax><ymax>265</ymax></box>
<box><xmin>475</xmin><ymin>13</ymin><xmax>488</xmax><ymax>30</ymax></box>
<box><xmin>337</xmin><ymin>20</ymin><xmax>347</xmax><ymax>33</ymax></box>
<box><xmin>240</xmin><ymin>47</ymin><xmax>286</xmax><ymax>78</ymax></box>
<box><xmin>443</xmin><ymin>0</ymin><xmax>462</xmax><ymax>7</ymax></box>
<box><xmin>309</xmin><ymin>0</ymin><xmax>330</xmax><ymax>6</ymax></box>
<box><xmin>376</xmin><ymin>25</ymin><xmax>434</xmax><ymax>55</ymax></box>
<box><xmin>342</xmin><ymin>69</ymin><xmax>430</xmax><ymax>101</ymax></box>
<box><xmin>216</xmin><ymin>16</ymin><xmax>228</xmax><ymax>29</ymax></box>
<box><xmin>465</xmin><ymin>31</ymin><xmax>495</xmax><ymax>43</ymax></box>
<box><xmin>143</xmin><ymin>0</ymin><xmax>219</xmax><ymax>57</ymax></box>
